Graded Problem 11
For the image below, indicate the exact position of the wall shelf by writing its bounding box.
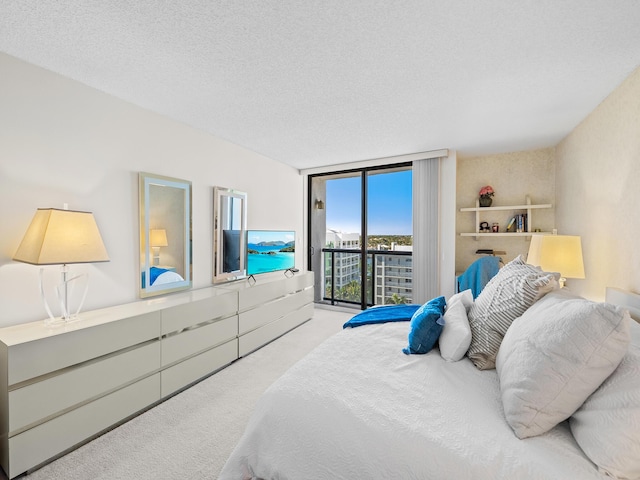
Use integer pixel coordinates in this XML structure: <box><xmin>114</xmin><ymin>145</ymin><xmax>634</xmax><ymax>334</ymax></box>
<box><xmin>459</xmin><ymin>196</ymin><xmax>552</xmax><ymax>239</ymax></box>
<box><xmin>459</xmin><ymin>203</ymin><xmax>552</xmax><ymax>212</ymax></box>
<box><xmin>459</xmin><ymin>232</ymin><xmax>552</xmax><ymax>237</ymax></box>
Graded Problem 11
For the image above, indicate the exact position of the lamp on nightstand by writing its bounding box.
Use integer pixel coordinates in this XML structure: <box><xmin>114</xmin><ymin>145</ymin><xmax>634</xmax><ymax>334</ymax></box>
<box><xmin>13</xmin><ymin>207</ymin><xmax>110</xmax><ymax>323</ymax></box>
<box><xmin>527</xmin><ymin>234</ymin><xmax>585</xmax><ymax>288</ymax></box>
<box><xmin>150</xmin><ymin>228</ymin><xmax>168</xmax><ymax>266</ymax></box>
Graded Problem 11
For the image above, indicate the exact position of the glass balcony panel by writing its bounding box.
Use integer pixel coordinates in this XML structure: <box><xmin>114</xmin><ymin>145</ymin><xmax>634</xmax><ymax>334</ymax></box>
<box><xmin>322</xmin><ymin>248</ymin><xmax>412</xmax><ymax>307</ymax></box>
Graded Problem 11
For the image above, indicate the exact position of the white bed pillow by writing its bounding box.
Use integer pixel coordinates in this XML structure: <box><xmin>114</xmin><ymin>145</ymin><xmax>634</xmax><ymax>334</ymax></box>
<box><xmin>153</xmin><ymin>271</ymin><xmax>185</xmax><ymax>285</ymax></box>
<box><xmin>496</xmin><ymin>289</ymin><xmax>631</xmax><ymax>439</ymax></box>
<box><xmin>467</xmin><ymin>255</ymin><xmax>559</xmax><ymax>370</ymax></box>
<box><xmin>439</xmin><ymin>289</ymin><xmax>473</xmax><ymax>362</ymax></box>
<box><xmin>450</xmin><ymin>288</ymin><xmax>474</xmax><ymax>311</ymax></box>
<box><xmin>569</xmin><ymin>321</ymin><xmax>640</xmax><ymax>479</ymax></box>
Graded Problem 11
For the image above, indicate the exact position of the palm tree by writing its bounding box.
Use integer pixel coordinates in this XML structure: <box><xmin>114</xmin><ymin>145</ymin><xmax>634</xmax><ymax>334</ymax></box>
<box><xmin>337</xmin><ymin>280</ymin><xmax>362</xmax><ymax>302</ymax></box>
<box><xmin>386</xmin><ymin>293</ymin><xmax>407</xmax><ymax>305</ymax></box>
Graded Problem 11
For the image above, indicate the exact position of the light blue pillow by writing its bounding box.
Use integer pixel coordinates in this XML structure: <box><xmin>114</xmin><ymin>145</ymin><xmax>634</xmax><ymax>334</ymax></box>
<box><xmin>403</xmin><ymin>296</ymin><xmax>446</xmax><ymax>355</ymax></box>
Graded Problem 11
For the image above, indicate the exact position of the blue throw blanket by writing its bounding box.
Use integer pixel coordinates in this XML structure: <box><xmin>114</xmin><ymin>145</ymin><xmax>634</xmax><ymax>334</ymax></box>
<box><xmin>457</xmin><ymin>256</ymin><xmax>501</xmax><ymax>299</ymax></box>
<box><xmin>343</xmin><ymin>304</ymin><xmax>421</xmax><ymax>329</ymax></box>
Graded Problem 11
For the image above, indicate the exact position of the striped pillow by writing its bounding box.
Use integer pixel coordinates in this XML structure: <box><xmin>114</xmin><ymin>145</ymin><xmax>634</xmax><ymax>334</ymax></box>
<box><xmin>466</xmin><ymin>255</ymin><xmax>559</xmax><ymax>370</ymax></box>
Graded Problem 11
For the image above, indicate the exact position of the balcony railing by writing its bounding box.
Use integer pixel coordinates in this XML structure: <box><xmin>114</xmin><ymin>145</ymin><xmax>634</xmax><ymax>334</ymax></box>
<box><xmin>322</xmin><ymin>247</ymin><xmax>413</xmax><ymax>308</ymax></box>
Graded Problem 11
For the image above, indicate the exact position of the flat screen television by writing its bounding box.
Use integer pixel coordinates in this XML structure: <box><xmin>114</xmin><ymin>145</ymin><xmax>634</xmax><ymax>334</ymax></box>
<box><xmin>246</xmin><ymin>230</ymin><xmax>295</xmax><ymax>276</ymax></box>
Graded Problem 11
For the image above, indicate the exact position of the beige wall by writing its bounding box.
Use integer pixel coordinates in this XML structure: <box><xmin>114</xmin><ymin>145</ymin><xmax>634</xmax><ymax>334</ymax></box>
<box><xmin>0</xmin><ymin>53</ymin><xmax>304</xmax><ymax>327</ymax></box>
<box><xmin>456</xmin><ymin>66</ymin><xmax>640</xmax><ymax>301</ymax></box>
<box><xmin>456</xmin><ymin>149</ymin><xmax>556</xmax><ymax>274</ymax></box>
<box><xmin>555</xmin><ymin>66</ymin><xmax>640</xmax><ymax>300</ymax></box>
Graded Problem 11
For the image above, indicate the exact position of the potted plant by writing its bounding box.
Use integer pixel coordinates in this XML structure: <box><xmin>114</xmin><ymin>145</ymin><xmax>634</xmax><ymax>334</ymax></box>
<box><xmin>479</xmin><ymin>185</ymin><xmax>495</xmax><ymax>207</ymax></box>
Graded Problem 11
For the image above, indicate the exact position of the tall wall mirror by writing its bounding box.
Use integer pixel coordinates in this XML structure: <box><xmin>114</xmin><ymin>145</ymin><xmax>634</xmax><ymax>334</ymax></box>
<box><xmin>213</xmin><ymin>186</ymin><xmax>247</xmax><ymax>283</ymax></box>
<box><xmin>139</xmin><ymin>172</ymin><xmax>192</xmax><ymax>298</ymax></box>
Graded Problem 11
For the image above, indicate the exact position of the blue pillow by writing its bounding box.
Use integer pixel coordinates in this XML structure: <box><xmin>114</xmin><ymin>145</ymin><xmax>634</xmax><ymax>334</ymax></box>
<box><xmin>141</xmin><ymin>266</ymin><xmax>170</xmax><ymax>288</ymax></box>
<box><xmin>149</xmin><ymin>266</ymin><xmax>170</xmax><ymax>285</ymax></box>
<box><xmin>402</xmin><ymin>296</ymin><xmax>447</xmax><ymax>355</ymax></box>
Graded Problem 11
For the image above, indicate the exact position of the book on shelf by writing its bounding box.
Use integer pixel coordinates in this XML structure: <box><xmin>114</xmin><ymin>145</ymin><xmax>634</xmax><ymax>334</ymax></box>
<box><xmin>505</xmin><ymin>213</ymin><xmax>528</xmax><ymax>233</ymax></box>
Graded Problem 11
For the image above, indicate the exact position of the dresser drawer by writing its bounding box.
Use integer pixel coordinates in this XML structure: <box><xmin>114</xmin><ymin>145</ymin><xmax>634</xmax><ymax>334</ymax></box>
<box><xmin>161</xmin><ymin>315</ymin><xmax>237</xmax><ymax>367</ymax></box>
<box><xmin>239</xmin><ymin>302</ymin><xmax>313</xmax><ymax>356</ymax></box>
<box><xmin>8</xmin><ymin>311</ymin><xmax>160</xmax><ymax>386</ymax></box>
<box><xmin>161</xmin><ymin>339</ymin><xmax>237</xmax><ymax>397</ymax></box>
<box><xmin>161</xmin><ymin>291</ymin><xmax>237</xmax><ymax>334</ymax></box>
<box><xmin>9</xmin><ymin>341</ymin><xmax>160</xmax><ymax>434</ymax></box>
<box><xmin>239</xmin><ymin>288</ymin><xmax>313</xmax><ymax>335</ymax></box>
<box><xmin>7</xmin><ymin>374</ymin><xmax>160</xmax><ymax>478</ymax></box>
<box><xmin>237</xmin><ymin>272</ymin><xmax>312</xmax><ymax>311</ymax></box>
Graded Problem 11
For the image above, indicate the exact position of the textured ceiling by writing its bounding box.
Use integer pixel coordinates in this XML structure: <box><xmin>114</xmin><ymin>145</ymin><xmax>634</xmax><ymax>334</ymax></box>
<box><xmin>1</xmin><ymin>1</ymin><xmax>640</xmax><ymax>170</ymax></box>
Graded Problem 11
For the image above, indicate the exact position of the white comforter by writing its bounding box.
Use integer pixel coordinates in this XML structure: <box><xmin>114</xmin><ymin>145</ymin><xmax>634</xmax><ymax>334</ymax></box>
<box><xmin>219</xmin><ymin>322</ymin><xmax>604</xmax><ymax>479</ymax></box>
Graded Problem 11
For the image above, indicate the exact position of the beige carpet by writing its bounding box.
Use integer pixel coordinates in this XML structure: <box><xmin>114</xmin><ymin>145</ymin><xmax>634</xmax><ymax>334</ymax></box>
<box><xmin>21</xmin><ymin>307</ymin><xmax>352</xmax><ymax>480</ymax></box>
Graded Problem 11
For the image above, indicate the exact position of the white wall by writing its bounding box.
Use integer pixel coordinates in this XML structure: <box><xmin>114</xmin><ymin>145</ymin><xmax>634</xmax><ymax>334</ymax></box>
<box><xmin>555</xmin><ymin>66</ymin><xmax>640</xmax><ymax>300</ymax></box>
<box><xmin>0</xmin><ymin>53</ymin><xmax>304</xmax><ymax>327</ymax></box>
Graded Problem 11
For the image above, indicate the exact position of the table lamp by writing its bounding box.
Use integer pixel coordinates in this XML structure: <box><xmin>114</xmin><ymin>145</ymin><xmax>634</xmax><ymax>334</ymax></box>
<box><xmin>13</xmin><ymin>207</ymin><xmax>110</xmax><ymax>323</ymax></box>
<box><xmin>150</xmin><ymin>228</ymin><xmax>168</xmax><ymax>266</ymax></box>
<box><xmin>527</xmin><ymin>234</ymin><xmax>585</xmax><ymax>288</ymax></box>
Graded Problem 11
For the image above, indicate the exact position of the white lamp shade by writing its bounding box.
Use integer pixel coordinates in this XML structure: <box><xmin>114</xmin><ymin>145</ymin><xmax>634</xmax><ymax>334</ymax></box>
<box><xmin>150</xmin><ymin>229</ymin><xmax>169</xmax><ymax>247</ymax></box>
<box><xmin>527</xmin><ymin>234</ymin><xmax>585</xmax><ymax>279</ymax></box>
<box><xmin>13</xmin><ymin>208</ymin><xmax>110</xmax><ymax>265</ymax></box>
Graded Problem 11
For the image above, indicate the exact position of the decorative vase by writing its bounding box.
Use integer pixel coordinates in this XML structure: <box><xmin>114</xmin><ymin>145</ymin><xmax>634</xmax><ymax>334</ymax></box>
<box><xmin>479</xmin><ymin>196</ymin><xmax>492</xmax><ymax>207</ymax></box>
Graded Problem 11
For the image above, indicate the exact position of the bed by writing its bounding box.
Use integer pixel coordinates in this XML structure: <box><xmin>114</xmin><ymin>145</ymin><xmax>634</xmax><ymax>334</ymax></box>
<box><xmin>142</xmin><ymin>266</ymin><xmax>185</xmax><ymax>287</ymax></box>
<box><xmin>219</xmin><ymin>258</ymin><xmax>640</xmax><ymax>480</ymax></box>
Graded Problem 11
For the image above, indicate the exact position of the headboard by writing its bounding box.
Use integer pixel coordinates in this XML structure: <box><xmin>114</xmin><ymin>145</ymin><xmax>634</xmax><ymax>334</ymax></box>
<box><xmin>606</xmin><ymin>287</ymin><xmax>640</xmax><ymax>323</ymax></box>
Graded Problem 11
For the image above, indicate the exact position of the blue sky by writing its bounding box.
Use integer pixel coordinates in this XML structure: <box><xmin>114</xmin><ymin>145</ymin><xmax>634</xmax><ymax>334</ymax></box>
<box><xmin>326</xmin><ymin>170</ymin><xmax>412</xmax><ymax>235</ymax></box>
<box><xmin>247</xmin><ymin>230</ymin><xmax>295</xmax><ymax>244</ymax></box>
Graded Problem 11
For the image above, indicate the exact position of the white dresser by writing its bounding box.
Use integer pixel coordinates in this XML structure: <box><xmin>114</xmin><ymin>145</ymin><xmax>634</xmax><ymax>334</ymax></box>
<box><xmin>0</xmin><ymin>271</ymin><xmax>313</xmax><ymax>478</ymax></box>
<box><xmin>224</xmin><ymin>272</ymin><xmax>315</xmax><ymax>356</ymax></box>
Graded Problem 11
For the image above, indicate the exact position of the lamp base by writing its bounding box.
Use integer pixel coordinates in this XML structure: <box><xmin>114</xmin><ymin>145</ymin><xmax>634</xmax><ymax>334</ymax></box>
<box><xmin>152</xmin><ymin>246</ymin><xmax>161</xmax><ymax>266</ymax></box>
<box><xmin>40</xmin><ymin>266</ymin><xmax>89</xmax><ymax>325</ymax></box>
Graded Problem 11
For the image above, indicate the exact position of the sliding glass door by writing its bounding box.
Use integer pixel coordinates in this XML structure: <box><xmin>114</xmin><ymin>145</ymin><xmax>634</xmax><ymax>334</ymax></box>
<box><xmin>367</xmin><ymin>168</ymin><xmax>413</xmax><ymax>306</ymax></box>
<box><xmin>308</xmin><ymin>164</ymin><xmax>412</xmax><ymax>310</ymax></box>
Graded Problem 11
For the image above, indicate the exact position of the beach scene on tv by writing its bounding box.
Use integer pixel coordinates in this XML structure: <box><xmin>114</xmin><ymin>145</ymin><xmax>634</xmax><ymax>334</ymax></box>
<box><xmin>247</xmin><ymin>230</ymin><xmax>295</xmax><ymax>275</ymax></box>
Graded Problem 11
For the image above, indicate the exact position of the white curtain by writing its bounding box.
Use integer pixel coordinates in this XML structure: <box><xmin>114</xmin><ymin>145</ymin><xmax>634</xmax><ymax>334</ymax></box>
<box><xmin>412</xmin><ymin>157</ymin><xmax>440</xmax><ymax>304</ymax></box>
